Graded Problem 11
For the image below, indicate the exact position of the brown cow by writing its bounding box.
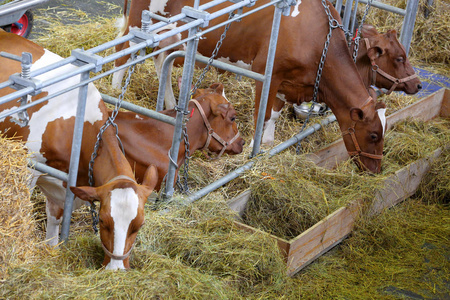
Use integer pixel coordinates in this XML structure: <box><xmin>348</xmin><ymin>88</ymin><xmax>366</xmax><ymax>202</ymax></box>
<box><xmin>114</xmin><ymin>0</ymin><xmax>389</xmax><ymax>173</ymax></box>
<box><xmin>113</xmin><ymin>83</ymin><xmax>244</xmax><ymax>191</ymax></box>
<box><xmin>0</xmin><ymin>30</ymin><xmax>158</xmax><ymax>270</ymax></box>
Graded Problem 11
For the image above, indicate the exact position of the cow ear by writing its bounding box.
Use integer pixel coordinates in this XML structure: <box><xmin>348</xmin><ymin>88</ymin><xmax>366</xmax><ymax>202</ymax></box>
<box><xmin>210</xmin><ymin>83</ymin><xmax>224</xmax><ymax>95</ymax></box>
<box><xmin>70</xmin><ymin>186</ymin><xmax>100</xmax><ymax>204</ymax></box>
<box><xmin>350</xmin><ymin>108</ymin><xmax>364</xmax><ymax>122</ymax></box>
<box><xmin>361</xmin><ymin>24</ymin><xmax>378</xmax><ymax>38</ymax></box>
<box><xmin>142</xmin><ymin>165</ymin><xmax>158</xmax><ymax>191</ymax></box>
<box><xmin>367</xmin><ymin>46</ymin><xmax>384</xmax><ymax>60</ymax></box>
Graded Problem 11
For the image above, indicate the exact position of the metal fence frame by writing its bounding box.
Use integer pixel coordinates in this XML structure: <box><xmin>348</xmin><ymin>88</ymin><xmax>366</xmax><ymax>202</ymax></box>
<box><xmin>0</xmin><ymin>0</ymin><xmax>420</xmax><ymax>242</ymax></box>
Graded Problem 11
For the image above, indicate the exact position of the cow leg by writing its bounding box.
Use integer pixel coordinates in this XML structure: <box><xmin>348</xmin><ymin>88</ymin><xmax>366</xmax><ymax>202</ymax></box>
<box><xmin>36</xmin><ymin>175</ymin><xmax>87</xmax><ymax>246</ymax></box>
<box><xmin>251</xmin><ymin>80</ymin><xmax>282</xmax><ymax>147</ymax></box>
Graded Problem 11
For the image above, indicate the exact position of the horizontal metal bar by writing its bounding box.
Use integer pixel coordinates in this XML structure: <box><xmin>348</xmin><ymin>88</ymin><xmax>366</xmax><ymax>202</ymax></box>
<box><xmin>28</xmin><ymin>159</ymin><xmax>69</xmax><ymax>182</ymax></box>
<box><xmin>358</xmin><ymin>0</ymin><xmax>406</xmax><ymax>15</ymax></box>
<box><xmin>185</xmin><ymin>114</ymin><xmax>337</xmax><ymax>204</ymax></box>
<box><xmin>101</xmin><ymin>93</ymin><xmax>176</xmax><ymax>126</ymax></box>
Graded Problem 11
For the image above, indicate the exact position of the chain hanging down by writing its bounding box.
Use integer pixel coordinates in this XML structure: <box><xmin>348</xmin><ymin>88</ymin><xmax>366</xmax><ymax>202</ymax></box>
<box><xmin>296</xmin><ymin>0</ymin><xmax>343</xmax><ymax>154</ymax></box>
<box><xmin>87</xmin><ymin>54</ymin><xmax>137</xmax><ymax>234</ymax></box>
<box><xmin>351</xmin><ymin>0</ymin><xmax>374</xmax><ymax>62</ymax></box>
<box><xmin>174</xmin><ymin>11</ymin><xmax>236</xmax><ymax>194</ymax></box>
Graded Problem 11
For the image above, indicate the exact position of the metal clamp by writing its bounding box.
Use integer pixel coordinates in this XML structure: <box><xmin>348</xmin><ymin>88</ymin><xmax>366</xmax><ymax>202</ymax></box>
<box><xmin>182</xmin><ymin>6</ymin><xmax>211</xmax><ymax>27</ymax></box>
<box><xmin>277</xmin><ymin>0</ymin><xmax>297</xmax><ymax>16</ymax></box>
<box><xmin>72</xmin><ymin>48</ymin><xmax>104</xmax><ymax>73</ymax></box>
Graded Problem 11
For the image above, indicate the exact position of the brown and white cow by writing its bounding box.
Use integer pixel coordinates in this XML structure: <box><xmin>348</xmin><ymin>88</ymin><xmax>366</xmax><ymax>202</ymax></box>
<box><xmin>114</xmin><ymin>0</ymin><xmax>389</xmax><ymax>173</ymax></box>
<box><xmin>113</xmin><ymin>82</ymin><xmax>244</xmax><ymax>191</ymax></box>
<box><xmin>0</xmin><ymin>30</ymin><xmax>158</xmax><ymax>270</ymax></box>
<box><xmin>353</xmin><ymin>24</ymin><xmax>421</xmax><ymax>94</ymax></box>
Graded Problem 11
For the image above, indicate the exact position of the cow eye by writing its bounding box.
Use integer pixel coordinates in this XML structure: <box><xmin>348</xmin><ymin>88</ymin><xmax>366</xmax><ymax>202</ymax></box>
<box><xmin>230</xmin><ymin>116</ymin><xmax>236</xmax><ymax>122</ymax></box>
<box><xmin>370</xmin><ymin>133</ymin><xmax>378</xmax><ymax>141</ymax></box>
<box><xmin>396</xmin><ymin>57</ymin><xmax>404</xmax><ymax>63</ymax></box>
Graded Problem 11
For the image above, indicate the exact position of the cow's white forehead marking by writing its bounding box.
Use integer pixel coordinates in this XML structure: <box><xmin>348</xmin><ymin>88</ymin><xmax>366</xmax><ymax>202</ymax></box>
<box><xmin>377</xmin><ymin>108</ymin><xmax>387</xmax><ymax>136</ymax></box>
<box><xmin>149</xmin><ymin>0</ymin><xmax>169</xmax><ymax>15</ymax></box>
<box><xmin>222</xmin><ymin>88</ymin><xmax>230</xmax><ymax>103</ymax></box>
<box><xmin>291</xmin><ymin>0</ymin><xmax>302</xmax><ymax>17</ymax></box>
<box><xmin>23</xmin><ymin>49</ymin><xmax>103</xmax><ymax>163</ymax></box>
<box><xmin>107</xmin><ymin>187</ymin><xmax>139</xmax><ymax>270</ymax></box>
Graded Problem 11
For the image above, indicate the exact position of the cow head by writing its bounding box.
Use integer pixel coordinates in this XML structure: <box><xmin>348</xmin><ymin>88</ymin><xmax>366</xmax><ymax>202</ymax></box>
<box><xmin>191</xmin><ymin>83</ymin><xmax>245</xmax><ymax>156</ymax></box>
<box><xmin>341</xmin><ymin>95</ymin><xmax>386</xmax><ymax>174</ymax></box>
<box><xmin>70</xmin><ymin>165</ymin><xmax>158</xmax><ymax>270</ymax></box>
<box><xmin>361</xmin><ymin>24</ymin><xmax>421</xmax><ymax>94</ymax></box>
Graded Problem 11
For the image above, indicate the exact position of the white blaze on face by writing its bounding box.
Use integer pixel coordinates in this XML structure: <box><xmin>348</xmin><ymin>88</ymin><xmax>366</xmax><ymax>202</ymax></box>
<box><xmin>25</xmin><ymin>49</ymin><xmax>103</xmax><ymax>163</ymax></box>
<box><xmin>149</xmin><ymin>0</ymin><xmax>169</xmax><ymax>15</ymax></box>
<box><xmin>216</xmin><ymin>57</ymin><xmax>252</xmax><ymax>71</ymax></box>
<box><xmin>291</xmin><ymin>0</ymin><xmax>302</xmax><ymax>17</ymax></box>
<box><xmin>222</xmin><ymin>87</ymin><xmax>230</xmax><ymax>103</ymax></box>
<box><xmin>105</xmin><ymin>188</ymin><xmax>139</xmax><ymax>270</ymax></box>
<box><xmin>377</xmin><ymin>108</ymin><xmax>387</xmax><ymax>136</ymax></box>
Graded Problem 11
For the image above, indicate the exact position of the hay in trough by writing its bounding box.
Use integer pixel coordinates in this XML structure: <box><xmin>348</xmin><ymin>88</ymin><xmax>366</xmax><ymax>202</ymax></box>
<box><xmin>0</xmin><ymin>5</ymin><xmax>443</xmax><ymax>298</ymax></box>
<box><xmin>0</xmin><ymin>135</ymin><xmax>40</xmax><ymax>279</ymax></box>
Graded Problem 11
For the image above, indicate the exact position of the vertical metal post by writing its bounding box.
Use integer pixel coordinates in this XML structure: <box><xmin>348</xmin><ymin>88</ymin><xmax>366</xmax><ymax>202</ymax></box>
<box><xmin>60</xmin><ymin>71</ymin><xmax>90</xmax><ymax>243</ymax></box>
<box><xmin>164</xmin><ymin>27</ymin><xmax>200</xmax><ymax>198</ymax></box>
<box><xmin>400</xmin><ymin>0</ymin><xmax>419</xmax><ymax>55</ymax></box>
<box><xmin>342</xmin><ymin>0</ymin><xmax>354</xmax><ymax>32</ymax></box>
<box><xmin>250</xmin><ymin>4</ymin><xmax>283</xmax><ymax>157</ymax></box>
<box><xmin>350</xmin><ymin>0</ymin><xmax>360</xmax><ymax>34</ymax></box>
<box><xmin>335</xmin><ymin>0</ymin><xmax>344</xmax><ymax>14</ymax></box>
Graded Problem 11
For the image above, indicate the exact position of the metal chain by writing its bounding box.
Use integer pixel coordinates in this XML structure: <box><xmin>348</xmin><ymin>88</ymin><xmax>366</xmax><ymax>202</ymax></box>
<box><xmin>190</xmin><ymin>11</ymin><xmax>235</xmax><ymax>96</ymax></box>
<box><xmin>352</xmin><ymin>0</ymin><xmax>373</xmax><ymax>62</ymax></box>
<box><xmin>296</xmin><ymin>0</ymin><xmax>343</xmax><ymax>153</ymax></box>
<box><xmin>174</xmin><ymin>107</ymin><xmax>192</xmax><ymax>194</ymax></box>
<box><xmin>87</xmin><ymin>54</ymin><xmax>137</xmax><ymax>234</ymax></box>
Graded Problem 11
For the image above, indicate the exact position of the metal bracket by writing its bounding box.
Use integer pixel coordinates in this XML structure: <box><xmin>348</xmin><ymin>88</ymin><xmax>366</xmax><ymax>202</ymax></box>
<box><xmin>228</xmin><ymin>0</ymin><xmax>256</xmax><ymax>7</ymax></box>
<box><xmin>71</xmin><ymin>48</ymin><xmax>104</xmax><ymax>73</ymax></box>
<box><xmin>181</xmin><ymin>6</ymin><xmax>211</xmax><ymax>27</ymax></box>
<box><xmin>277</xmin><ymin>0</ymin><xmax>297</xmax><ymax>16</ymax></box>
<box><xmin>130</xmin><ymin>29</ymin><xmax>160</xmax><ymax>49</ymax></box>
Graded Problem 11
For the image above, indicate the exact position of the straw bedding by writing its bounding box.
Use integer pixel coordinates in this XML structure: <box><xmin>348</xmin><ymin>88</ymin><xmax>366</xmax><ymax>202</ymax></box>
<box><xmin>0</xmin><ymin>0</ymin><xmax>448</xmax><ymax>298</ymax></box>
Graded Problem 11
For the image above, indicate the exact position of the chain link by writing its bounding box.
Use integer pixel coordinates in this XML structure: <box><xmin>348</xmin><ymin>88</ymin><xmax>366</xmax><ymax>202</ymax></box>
<box><xmin>296</xmin><ymin>0</ymin><xmax>343</xmax><ymax>153</ymax></box>
<box><xmin>87</xmin><ymin>54</ymin><xmax>137</xmax><ymax>234</ymax></box>
<box><xmin>352</xmin><ymin>0</ymin><xmax>373</xmax><ymax>62</ymax></box>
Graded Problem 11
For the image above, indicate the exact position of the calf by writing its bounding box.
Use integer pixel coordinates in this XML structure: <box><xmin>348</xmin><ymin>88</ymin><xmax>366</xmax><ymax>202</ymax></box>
<box><xmin>0</xmin><ymin>30</ymin><xmax>157</xmax><ymax>270</ymax></box>
<box><xmin>114</xmin><ymin>0</ymin><xmax>388</xmax><ymax>173</ymax></box>
<box><xmin>114</xmin><ymin>83</ymin><xmax>244</xmax><ymax>191</ymax></box>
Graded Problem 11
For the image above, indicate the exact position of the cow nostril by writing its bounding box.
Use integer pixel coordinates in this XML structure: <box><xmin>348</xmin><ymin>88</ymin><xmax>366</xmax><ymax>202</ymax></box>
<box><xmin>417</xmin><ymin>84</ymin><xmax>422</xmax><ymax>90</ymax></box>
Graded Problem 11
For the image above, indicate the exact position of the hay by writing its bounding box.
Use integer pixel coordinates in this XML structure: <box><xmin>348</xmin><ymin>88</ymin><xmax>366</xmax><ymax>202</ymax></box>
<box><xmin>0</xmin><ymin>5</ymin><xmax>443</xmax><ymax>299</ymax></box>
<box><xmin>0</xmin><ymin>135</ymin><xmax>39</xmax><ymax>279</ymax></box>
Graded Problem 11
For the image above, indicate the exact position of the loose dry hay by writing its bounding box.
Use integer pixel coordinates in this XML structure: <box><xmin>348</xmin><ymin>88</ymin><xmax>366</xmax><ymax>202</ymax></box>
<box><xmin>0</xmin><ymin>5</ymin><xmax>444</xmax><ymax>298</ymax></box>
<box><xmin>0</xmin><ymin>135</ymin><xmax>40</xmax><ymax>279</ymax></box>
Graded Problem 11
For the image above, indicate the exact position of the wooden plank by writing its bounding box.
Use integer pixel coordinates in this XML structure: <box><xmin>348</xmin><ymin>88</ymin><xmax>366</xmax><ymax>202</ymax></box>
<box><xmin>307</xmin><ymin>88</ymin><xmax>448</xmax><ymax>169</ymax></box>
<box><xmin>286</xmin><ymin>200</ymin><xmax>362</xmax><ymax>276</ymax></box>
<box><xmin>233</xmin><ymin>221</ymin><xmax>291</xmax><ymax>258</ymax></box>
<box><xmin>440</xmin><ymin>89</ymin><xmax>450</xmax><ymax>117</ymax></box>
<box><xmin>369</xmin><ymin>148</ymin><xmax>443</xmax><ymax>215</ymax></box>
<box><xmin>226</xmin><ymin>189</ymin><xmax>251</xmax><ymax>218</ymax></box>
<box><xmin>386</xmin><ymin>88</ymin><xmax>446</xmax><ymax>131</ymax></box>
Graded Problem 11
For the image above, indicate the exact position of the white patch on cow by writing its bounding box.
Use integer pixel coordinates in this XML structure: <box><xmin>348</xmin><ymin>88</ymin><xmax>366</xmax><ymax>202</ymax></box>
<box><xmin>0</xmin><ymin>105</ymin><xmax>20</xmax><ymax>122</ymax></box>
<box><xmin>112</xmin><ymin>66</ymin><xmax>128</xmax><ymax>89</ymax></box>
<box><xmin>135</xmin><ymin>114</ymin><xmax>143</xmax><ymax>120</ymax></box>
<box><xmin>216</xmin><ymin>57</ymin><xmax>252</xmax><ymax>70</ymax></box>
<box><xmin>25</xmin><ymin>49</ymin><xmax>103</xmax><ymax>163</ymax></box>
<box><xmin>106</xmin><ymin>188</ymin><xmax>139</xmax><ymax>270</ymax></box>
<box><xmin>291</xmin><ymin>0</ymin><xmax>302</xmax><ymax>17</ymax></box>
<box><xmin>262</xmin><ymin>109</ymin><xmax>281</xmax><ymax>146</ymax></box>
<box><xmin>149</xmin><ymin>0</ymin><xmax>169</xmax><ymax>15</ymax></box>
<box><xmin>222</xmin><ymin>88</ymin><xmax>230</xmax><ymax>103</ymax></box>
<box><xmin>115</xmin><ymin>15</ymin><xmax>127</xmax><ymax>38</ymax></box>
<box><xmin>377</xmin><ymin>108</ymin><xmax>387</xmax><ymax>136</ymax></box>
<box><xmin>276</xmin><ymin>93</ymin><xmax>287</xmax><ymax>102</ymax></box>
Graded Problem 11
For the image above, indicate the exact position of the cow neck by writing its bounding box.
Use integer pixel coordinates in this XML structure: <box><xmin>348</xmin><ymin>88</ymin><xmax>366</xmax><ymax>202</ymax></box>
<box><xmin>89</xmin><ymin>125</ymin><xmax>135</xmax><ymax>186</ymax></box>
<box><xmin>353</xmin><ymin>38</ymin><xmax>373</xmax><ymax>89</ymax></box>
<box><xmin>185</xmin><ymin>99</ymin><xmax>212</xmax><ymax>154</ymax></box>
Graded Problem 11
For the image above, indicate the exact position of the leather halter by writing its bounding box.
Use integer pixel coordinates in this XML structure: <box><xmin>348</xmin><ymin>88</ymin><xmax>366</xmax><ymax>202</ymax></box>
<box><xmin>341</xmin><ymin>97</ymin><xmax>383</xmax><ymax>161</ymax></box>
<box><xmin>362</xmin><ymin>38</ymin><xmax>418</xmax><ymax>95</ymax></box>
<box><xmin>102</xmin><ymin>175</ymin><xmax>137</xmax><ymax>261</ymax></box>
<box><xmin>190</xmin><ymin>99</ymin><xmax>240</xmax><ymax>159</ymax></box>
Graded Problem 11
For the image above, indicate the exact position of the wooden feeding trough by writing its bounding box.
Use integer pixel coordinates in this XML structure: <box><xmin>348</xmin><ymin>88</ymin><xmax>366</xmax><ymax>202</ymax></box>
<box><xmin>227</xmin><ymin>88</ymin><xmax>449</xmax><ymax>277</ymax></box>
